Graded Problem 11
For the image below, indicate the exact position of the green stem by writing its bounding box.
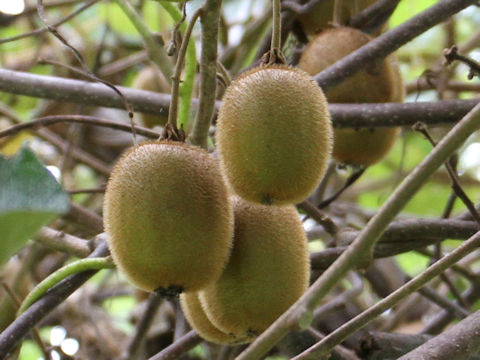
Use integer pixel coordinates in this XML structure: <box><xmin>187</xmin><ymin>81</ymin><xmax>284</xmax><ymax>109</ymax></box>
<box><xmin>164</xmin><ymin>6</ymin><xmax>201</xmax><ymax>129</ymax></box>
<box><xmin>271</xmin><ymin>0</ymin><xmax>281</xmax><ymax>51</ymax></box>
<box><xmin>114</xmin><ymin>0</ymin><xmax>172</xmax><ymax>81</ymax></box>
<box><xmin>17</xmin><ymin>257</ymin><xmax>115</xmax><ymax>315</ymax></box>
<box><xmin>160</xmin><ymin>2</ymin><xmax>198</xmax><ymax>130</ymax></box>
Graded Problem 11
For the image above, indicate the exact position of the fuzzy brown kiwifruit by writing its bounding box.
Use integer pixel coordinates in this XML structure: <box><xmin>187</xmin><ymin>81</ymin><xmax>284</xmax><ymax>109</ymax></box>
<box><xmin>198</xmin><ymin>197</ymin><xmax>310</xmax><ymax>341</ymax></box>
<box><xmin>299</xmin><ymin>26</ymin><xmax>403</xmax><ymax>166</ymax></box>
<box><xmin>132</xmin><ymin>67</ymin><xmax>170</xmax><ymax>128</ymax></box>
<box><xmin>180</xmin><ymin>292</ymin><xmax>248</xmax><ymax>345</ymax></box>
<box><xmin>216</xmin><ymin>65</ymin><xmax>333</xmax><ymax>205</ymax></box>
<box><xmin>103</xmin><ymin>141</ymin><xmax>233</xmax><ymax>295</ymax></box>
<box><xmin>298</xmin><ymin>0</ymin><xmax>379</xmax><ymax>35</ymax></box>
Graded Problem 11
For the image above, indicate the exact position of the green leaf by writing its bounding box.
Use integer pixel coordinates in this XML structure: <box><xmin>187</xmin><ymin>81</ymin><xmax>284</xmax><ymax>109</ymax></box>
<box><xmin>0</xmin><ymin>147</ymin><xmax>70</xmax><ymax>265</ymax></box>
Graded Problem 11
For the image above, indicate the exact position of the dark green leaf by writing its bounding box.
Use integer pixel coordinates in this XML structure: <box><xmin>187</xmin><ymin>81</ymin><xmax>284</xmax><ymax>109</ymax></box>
<box><xmin>0</xmin><ymin>147</ymin><xmax>70</xmax><ymax>265</ymax></box>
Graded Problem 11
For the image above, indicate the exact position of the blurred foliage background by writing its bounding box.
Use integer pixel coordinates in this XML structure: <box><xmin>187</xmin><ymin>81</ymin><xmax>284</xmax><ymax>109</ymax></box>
<box><xmin>0</xmin><ymin>0</ymin><xmax>479</xmax><ymax>359</ymax></box>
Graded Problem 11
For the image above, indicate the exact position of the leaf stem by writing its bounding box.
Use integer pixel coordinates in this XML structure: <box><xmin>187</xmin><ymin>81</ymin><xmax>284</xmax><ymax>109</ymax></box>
<box><xmin>17</xmin><ymin>256</ymin><xmax>115</xmax><ymax>315</ymax></box>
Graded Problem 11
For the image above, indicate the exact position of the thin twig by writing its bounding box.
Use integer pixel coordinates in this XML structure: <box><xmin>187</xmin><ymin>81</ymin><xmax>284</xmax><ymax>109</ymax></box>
<box><xmin>444</xmin><ymin>45</ymin><xmax>480</xmax><ymax>80</ymax></box>
<box><xmin>297</xmin><ymin>200</ymin><xmax>338</xmax><ymax>236</ymax></box>
<box><xmin>317</xmin><ymin>168</ymin><xmax>365</xmax><ymax>209</ymax></box>
<box><xmin>0</xmin><ymin>103</ymin><xmax>112</xmax><ymax>175</ymax></box>
<box><xmin>121</xmin><ymin>293</ymin><xmax>163</xmax><ymax>360</ymax></box>
<box><xmin>147</xmin><ymin>330</ymin><xmax>202</xmax><ymax>360</ymax></box>
<box><xmin>37</xmin><ymin>61</ymin><xmax>137</xmax><ymax>142</ymax></box>
<box><xmin>160</xmin><ymin>2</ymin><xmax>198</xmax><ymax>131</ymax></box>
<box><xmin>413</xmin><ymin>122</ymin><xmax>480</xmax><ymax>225</ymax></box>
<box><xmin>293</xmin><ymin>231</ymin><xmax>480</xmax><ymax>359</ymax></box>
<box><xmin>166</xmin><ymin>8</ymin><xmax>202</xmax><ymax>134</ymax></box>
<box><xmin>0</xmin><ymin>115</ymin><xmax>160</xmax><ymax>140</ymax></box>
<box><xmin>0</xmin><ymin>0</ymin><xmax>100</xmax><ymax>45</ymax></box>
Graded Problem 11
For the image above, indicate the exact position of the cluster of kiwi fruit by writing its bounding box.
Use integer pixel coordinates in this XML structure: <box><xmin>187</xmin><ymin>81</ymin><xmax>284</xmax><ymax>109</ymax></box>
<box><xmin>104</xmin><ymin>70</ymin><xmax>330</xmax><ymax>344</ymax></box>
<box><xmin>103</xmin><ymin>63</ymin><xmax>330</xmax><ymax>343</ymax></box>
<box><xmin>103</xmin><ymin>2</ymin><xmax>403</xmax><ymax>347</ymax></box>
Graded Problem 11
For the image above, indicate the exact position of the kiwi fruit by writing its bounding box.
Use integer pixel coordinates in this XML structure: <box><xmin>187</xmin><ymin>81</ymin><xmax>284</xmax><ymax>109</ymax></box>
<box><xmin>299</xmin><ymin>26</ymin><xmax>403</xmax><ymax>166</ymax></box>
<box><xmin>103</xmin><ymin>141</ymin><xmax>233</xmax><ymax>295</ymax></box>
<box><xmin>198</xmin><ymin>197</ymin><xmax>310</xmax><ymax>340</ymax></box>
<box><xmin>180</xmin><ymin>292</ymin><xmax>248</xmax><ymax>344</ymax></box>
<box><xmin>298</xmin><ymin>0</ymin><xmax>378</xmax><ymax>35</ymax></box>
<box><xmin>216</xmin><ymin>65</ymin><xmax>333</xmax><ymax>205</ymax></box>
<box><xmin>132</xmin><ymin>66</ymin><xmax>170</xmax><ymax>128</ymax></box>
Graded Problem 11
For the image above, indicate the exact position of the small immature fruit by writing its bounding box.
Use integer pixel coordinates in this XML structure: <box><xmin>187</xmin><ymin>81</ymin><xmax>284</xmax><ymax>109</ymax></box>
<box><xmin>104</xmin><ymin>141</ymin><xmax>233</xmax><ymax>294</ymax></box>
<box><xmin>299</xmin><ymin>26</ymin><xmax>403</xmax><ymax>166</ymax></box>
<box><xmin>198</xmin><ymin>197</ymin><xmax>310</xmax><ymax>341</ymax></box>
<box><xmin>216</xmin><ymin>65</ymin><xmax>333</xmax><ymax>205</ymax></box>
<box><xmin>132</xmin><ymin>67</ymin><xmax>170</xmax><ymax>128</ymax></box>
<box><xmin>180</xmin><ymin>292</ymin><xmax>248</xmax><ymax>345</ymax></box>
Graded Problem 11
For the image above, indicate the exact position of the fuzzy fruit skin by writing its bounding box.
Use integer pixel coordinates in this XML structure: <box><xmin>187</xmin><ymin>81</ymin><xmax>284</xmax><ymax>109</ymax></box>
<box><xmin>299</xmin><ymin>26</ymin><xmax>403</xmax><ymax>166</ymax></box>
<box><xmin>216</xmin><ymin>65</ymin><xmax>333</xmax><ymax>205</ymax></box>
<box><xmin>180</xmin><ymin>292</ymin><xmax>249</xmax><ymax>344</ymax></box>
<box><xmin>331</xmin><ymin>127</ymin><xmax>401</xmax><ymax>166</ymax></box>
<box><xmin>104</xmin><ymin>141</ymin><xmax>233</xmax><ymax>293</ymax></box>
<box><xmin>298</xmin><ymin>0</ymin><xmax>378</xmax><ymax>35</ymax></box>
<box><xmin>198</xmin><ymin>197</ymin><xmax>310</xmax><ymax>340</ymax></box>
<box><xmin>132</xmin><ymin>67</ymin><xmax>170</xmax><ymax>128</ymax></box>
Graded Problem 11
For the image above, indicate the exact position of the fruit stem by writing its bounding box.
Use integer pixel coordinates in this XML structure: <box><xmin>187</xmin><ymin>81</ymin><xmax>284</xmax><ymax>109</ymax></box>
<box><xmin>265</xmin><ymin>0</ymin><xmax>286</xmax><ymax>65</ymax></box>
<box><xmin>161</xmin><ymin>2</ymin><xmax>199</xmax><ymax>132</ymax></box>
<box><xmin>16</xmin><ymin>256</ymin><xmax>115</xmax><ymax>315</ymax></box>
<box><xmin>270</xmin><ymin>0</ymin><xmax>281</xmax><ymax>53</ymax></box>
<box><xmin>166</xmin><ymin>7</ymin><xmax>202</xmax><ymax>134</ymax></box>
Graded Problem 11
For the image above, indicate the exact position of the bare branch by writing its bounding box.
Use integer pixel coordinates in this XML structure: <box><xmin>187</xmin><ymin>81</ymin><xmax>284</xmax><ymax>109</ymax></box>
<box><xmin>399</xmin><ymin>309</ymin><xmax>480</xmax><ymax>360</ymax></box>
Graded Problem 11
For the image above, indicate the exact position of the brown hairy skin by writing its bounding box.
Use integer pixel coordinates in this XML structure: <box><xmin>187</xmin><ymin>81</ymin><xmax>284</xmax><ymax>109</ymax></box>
<box><xmin>332</xmin><ymin>127</ymin><xmax>401</xmax><ymax>166</ymax></box>
<box><xmin>198</xmin><ymin>197</ymin><xmax>310</xmax><ymax>340</ymax></box>
<box><xmin>132</xmin><ymin>67</ymin><xmax>170</xmax><ymax>128</ymax></box>
<box><xmin>299</xmin><ymin>26</ymin><xmax>403</xmax><ymax>166</ymax></box>
<box><xmin>103</xmin><ymin>141</ymin><xmax>233</xmax><ymax>293</ymax></box>
<box><xmin>216</xmin><ymin>65</ymin><xmax>333</xmax><ymax>205</ymax></box>
<box><xmin>180</xmin><ymin>292</ymin><xmax>249</xmax><ymax>345</ymax></box>
<box><xmin>298</xmin><ymin>0</ymin><xmax>379</xmax><ymax>35</ymax></box>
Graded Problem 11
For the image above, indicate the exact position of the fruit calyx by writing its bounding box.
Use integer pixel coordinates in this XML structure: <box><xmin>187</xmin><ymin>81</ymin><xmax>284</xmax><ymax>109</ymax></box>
<box><xmin>155</xmin><ymin>285</ymin><xmax>184</xmax><ymax>299</ymax></box>
<box><xmin>161</xmin><ymin>123</ymin><xmax>186</xmax><ymax>142</ymax></box>
<box><xmin>260</xmin><ymin>48</ymin><xmax>287</xmax><ymax>66</ymax></box>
